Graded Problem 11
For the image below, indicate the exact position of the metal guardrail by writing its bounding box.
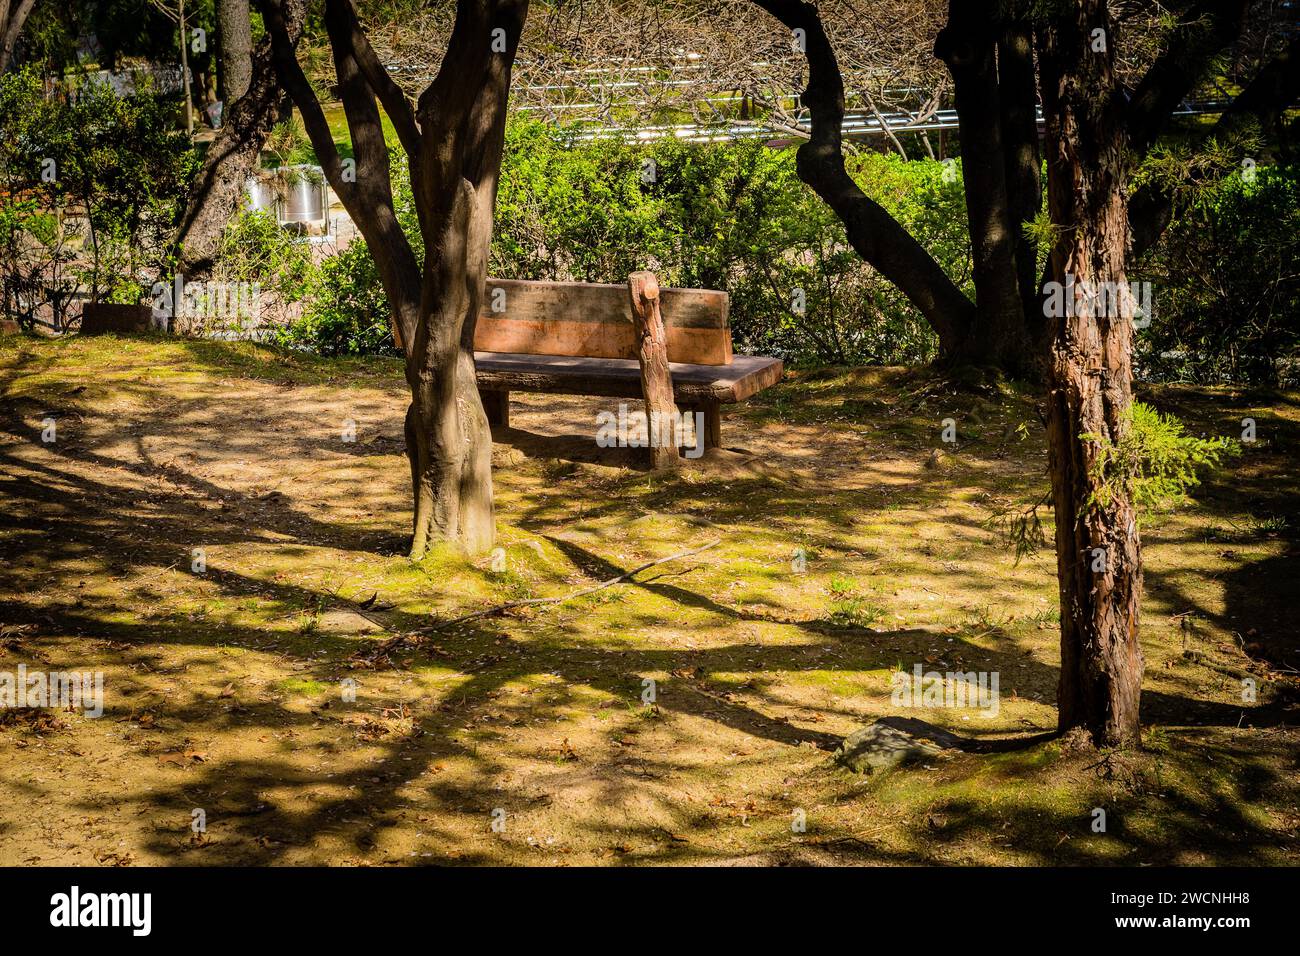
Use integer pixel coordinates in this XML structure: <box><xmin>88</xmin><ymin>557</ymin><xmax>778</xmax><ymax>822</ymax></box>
<box><xmin>561</xmin><ymin>101</ymin><xmax>1233</xmax><ymax>144</ymax></box>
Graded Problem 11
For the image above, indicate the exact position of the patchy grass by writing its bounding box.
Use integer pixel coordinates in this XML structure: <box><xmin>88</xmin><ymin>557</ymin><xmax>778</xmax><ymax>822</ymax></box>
<box><xmin>0</xmin><ymin>333</ymin><xmax>1296</xmax><ymax>866</ymax></box>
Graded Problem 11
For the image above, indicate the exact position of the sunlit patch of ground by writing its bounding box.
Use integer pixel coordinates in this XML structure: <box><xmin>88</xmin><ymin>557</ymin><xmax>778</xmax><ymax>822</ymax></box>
<box><xmin>0</xmin><ymin>334</ymin><xmax>1296</xmax><ymax>865</ymax></box>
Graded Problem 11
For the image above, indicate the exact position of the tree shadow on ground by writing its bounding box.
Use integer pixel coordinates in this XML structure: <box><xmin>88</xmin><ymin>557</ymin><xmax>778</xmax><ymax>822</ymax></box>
<box><xmin>1</xmin><ymin>343</ymin><xmax>1296</xmax><ymax>864</ymax></box>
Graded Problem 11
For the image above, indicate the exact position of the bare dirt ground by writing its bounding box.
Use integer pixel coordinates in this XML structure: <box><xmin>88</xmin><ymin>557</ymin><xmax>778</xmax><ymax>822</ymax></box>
<box><xmin>1</xmin><ymin>334</ymin><xmax>1297</xmax><ymax>865</ymax></box>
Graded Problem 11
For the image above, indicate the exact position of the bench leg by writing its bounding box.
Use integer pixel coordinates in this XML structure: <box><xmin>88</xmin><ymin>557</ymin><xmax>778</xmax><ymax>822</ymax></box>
<box><xmin>481</xmin><ymin>389</ymin><xmax>509</xmax><ymax>428</ymax></box>
<box><xmin>682</xmin><ymin>400</ymin><xmax>722</xmax><ymax>451</ymax></box>
<box><xmin>701</xmin><ymin>400</ymin><xmax>722</xmax><ymax>449</ymax></box>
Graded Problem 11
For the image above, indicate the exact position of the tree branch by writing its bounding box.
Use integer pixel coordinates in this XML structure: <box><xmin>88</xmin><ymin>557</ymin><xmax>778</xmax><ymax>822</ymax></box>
<box><xmin>0</xmin><ymin>0</ymin><xmax>37</xmax><ymax>73</ymax></box>
<box><xmin>935</xmin><ymin>0</ymin><xmax>1027</xmax><ymax>354</ymax></box>
<box><xmin>174</xmin><ymin>0</ymin><xmax>306</xmax><ymax>276</ymax></box>
<box><xmin>408</xmin><ymin>0</ymin><xmax>526</xmax><ymax>253</ymax></box>
<box><xmin>1126</xmin><ymin>0</ymin><xmax>1250</xmax><ymax>158</ymax></box>
<box><xmin>749</xmin><ymin>0</ymin><xmax>974</xmax><ymax>357</ymax></box>
<box><xmin>262</xmin><ymin>0</ymin><xmax>423</xmax><ymax>349</ymax></box>
<box><xmin>329</xmin><ymin>0</ymin><xmax>422</xmax><ymax>156</ymax></box>
<box><xmin>260</xmin><ymin>0</ymin><xmax>355</xmax><ymax>206</ymax></box>
<box><xmin>1130</xmin><ymin>31</ymin><xmax>1300</xmax><ymax>258</ymax></box>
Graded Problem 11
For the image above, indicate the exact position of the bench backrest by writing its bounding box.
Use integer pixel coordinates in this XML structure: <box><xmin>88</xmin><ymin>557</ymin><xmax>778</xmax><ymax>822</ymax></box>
<box><xmin>475</xmin><ymin>278</ymin><xmax>732</xmax><ymax>366</ymax></box>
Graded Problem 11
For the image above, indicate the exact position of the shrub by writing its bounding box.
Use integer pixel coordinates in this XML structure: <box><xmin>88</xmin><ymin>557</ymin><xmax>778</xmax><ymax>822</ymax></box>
<box><xmin>1134</xmin><ymin>165</ymin><xmax>1300</xmax><ymax>387</ymax></box>
<box><xmin>492</xmin><ymin>124</ymin><xmax>966</xmax><ymax>366</ymax></box>
<box><xmin>215</xmin><ymin>209</ymin><xmax>314</xmax><ymax>298</ymax></box>
<box><xmin>1085</xmin><ymin>402</ymin><xmax>1237</xmax><ymax>514</ymax></box>
<box><xmin>218</xmin><ymin>122</ymin><xmax>1298</xmax><ymax>385</ymax></box>
<box><xmin>0</xmin><ymin>68</ymin><xmax>194</xmax><ymax>325</ymax></box>
<box><xmin>276</xmin><ymin>122</ymin><xmax>969</xmax><ymax>364</ymax></box>
<box><xmin>991</xmin><ymin>402</ymin><xmax>1236</xmax><ymax>561</ymax></box>
<box><xmin>275</xmin><ymin>239</ymin><xmax>398</xmax><ymax>356</ymax></box>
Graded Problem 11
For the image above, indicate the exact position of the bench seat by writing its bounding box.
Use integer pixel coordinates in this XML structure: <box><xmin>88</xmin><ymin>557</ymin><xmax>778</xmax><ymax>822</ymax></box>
<box><xmin>474</xmin><ymin>351</ymin><xmax>783</xmax><ymax>403</ymax></box>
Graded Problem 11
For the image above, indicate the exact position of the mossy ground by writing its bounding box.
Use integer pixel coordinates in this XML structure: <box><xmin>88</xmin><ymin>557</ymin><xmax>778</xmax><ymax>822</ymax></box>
<box><xmin>0</xmin><ymin>333</ymin><xmax>1296</xmax><ymax>865</ymax></box>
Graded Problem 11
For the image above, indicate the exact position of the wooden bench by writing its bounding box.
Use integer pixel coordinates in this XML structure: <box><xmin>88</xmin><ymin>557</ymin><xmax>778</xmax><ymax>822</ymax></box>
<box><xmin>474</xmin><ymin>276</ymin><xmax>783</xmax><ymax>456</ymax></box>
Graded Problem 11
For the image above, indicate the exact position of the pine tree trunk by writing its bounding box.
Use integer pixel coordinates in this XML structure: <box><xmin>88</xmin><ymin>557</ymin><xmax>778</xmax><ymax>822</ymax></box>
<box><xmin>1040</xmin><ymin>0</ymin><xmax>1144</xmax><ymax>747</ymax></box>
<box><xmin>217</xmin><ymin>0</ymin><xmax>255</xmax><ymax>102</ymax></box>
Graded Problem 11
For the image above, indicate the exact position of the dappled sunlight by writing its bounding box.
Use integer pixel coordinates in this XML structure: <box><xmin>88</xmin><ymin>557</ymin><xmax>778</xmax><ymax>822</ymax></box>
<box><xmin>1</xmin><ymin>336</ymin><xmax>1296</xmax><ymax>865</ymax></box>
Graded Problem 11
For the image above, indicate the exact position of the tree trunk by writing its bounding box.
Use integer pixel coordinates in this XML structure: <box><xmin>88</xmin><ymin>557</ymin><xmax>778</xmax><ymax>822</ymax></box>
<box><xmin>1039</xmin><ymin>0</ymin><xmax>1144</xmax><ymax>747</ymax></box>
<box><xmin>217</xmin><ymin>0</ymin><xmax>255</xmax><ymax>102</ymax></box>
<box><xmin>936</xmin><ymin>2</ymin><xmax>1029</xmax><ymax>372</ymax></box>
<box><xmin>176</xmin><ymin>0</ymin><xmax>304</xmax><ymax>279</ymax></box>
<box><xmin>751</xmin><ymin>0</ymin><xmax>976</xmax><ymax>360</ymax></box>
<box><xmin>997</xmin><ymin>16</ymin><xmax>1042</xmax><ymax>334</ymax></box>
<box><xmin>399</xmin><ymin>0</ymin><xmax>525</xmax><ymax>558</ymax></box>
<box><xmin>179</xmin><ymin>0</ymin><xmax>194</xmax><ymax>135</ymax></box>
<box><xmin>0</xmin><ymin>0</ymin><xmax>37</xmax><ymax>74</ymax></box>
<box><xmin>263</xmin><ymin>0</ymin><xmax>517</xmax><ymax>560</ymax></box>
<box><xmin>405</xmin><ymin>182</ymin><xmax>495</xmax><ymax>558</ymax></box>
<box><xmin>405</xmin><ymin>349</ymin><xmax>495</xmax><ymax>557</ymax></box>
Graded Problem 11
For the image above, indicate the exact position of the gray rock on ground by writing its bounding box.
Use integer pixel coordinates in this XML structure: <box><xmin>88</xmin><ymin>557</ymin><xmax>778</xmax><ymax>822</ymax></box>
<box><xmin>834</xmin><ymin>720</ymin><xmax>945</xmax><ymax>774</ymax></box>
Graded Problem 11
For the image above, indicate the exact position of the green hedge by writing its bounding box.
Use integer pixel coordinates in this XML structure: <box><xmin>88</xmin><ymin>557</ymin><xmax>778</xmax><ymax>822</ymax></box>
<box><xmin>271</xmin><ymin>122</ymin><xmax>969</xmax><ymax>365</ymax></box>
<box><xmin>263</xmin><ymin>121</ymin><xmax>1297</xmax><ymax>382</ymax></box>
<box><xmin>490</xmin><ymin>125</ymin><xmax>968</xmax><ymax>365</ymax></box>
<box><xmin>1133</xmin><ymin>165</ymin><xmax>1300</xmax><ymax>388</ymax></box>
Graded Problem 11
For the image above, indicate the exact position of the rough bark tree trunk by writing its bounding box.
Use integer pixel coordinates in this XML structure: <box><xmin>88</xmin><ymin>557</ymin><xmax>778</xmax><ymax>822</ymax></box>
<box><xmin>1039</xmin><ymin>0</ymin><xmax>1144</xmax><ymax>747</ymax></box>
<box><xmin>175</xmin><ymin>0</ymin><xmax>304</xmax><ymax>279</ymax></box>
<box><xmin>267</xmin><ymin>0</ymin><xmax>523</xmax><ymax>558</ymax></box>
<box><xmin>405</xmin><ymin>181</ymin><xmax>496</xmax><ymax>557</ymax></box>
<box><xmin>217</xmin><ymin>0</ymin><xmax>255</xmax><ymax>102</ymax></box>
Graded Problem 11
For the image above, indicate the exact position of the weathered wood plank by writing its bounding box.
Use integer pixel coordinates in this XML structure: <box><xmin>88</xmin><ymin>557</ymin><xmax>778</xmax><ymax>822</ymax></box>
<box><xmin>483</xmin><ymin>278</ymin><xmax>729</xmax><ymax>328</ymax></box>
<box><xmin>475</xmin><ymin>317</ymin><xmax>732</xmax><ymax>366</ymax></box>
<box><xmin>477</xmin><ymin>278</ymin><xmax>732</xmax><ymax>365</ymax></box>
<box><xmin>628</xmin><ymin>271</ymin><xmax>680</xmax><ymax>469</ymax></box>
<box><xmin>473</xmin><ymin>352</ymin><xmax>783</xmax><ymax>404</ymax></box>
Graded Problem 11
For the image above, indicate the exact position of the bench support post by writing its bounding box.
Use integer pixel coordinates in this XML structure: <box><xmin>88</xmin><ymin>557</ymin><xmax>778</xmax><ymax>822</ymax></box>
<box><xmin>682</xmin><ymin>399</ymin><xmax>722</xmax><ymax>451</ymax></box>
<box><xmin>699</xmin><ymin>399</ymin><xmax>722</xmax><ymax>449</ymax></box>
<box><xmin>481</xmin><ymin>388</ymin><xmax>509</xmax><ymax>428</ymax></box>
<box><xmin>628</xmin><ymin>271</ymin><xmax>680</xmax><ymax>470</ymax></box>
